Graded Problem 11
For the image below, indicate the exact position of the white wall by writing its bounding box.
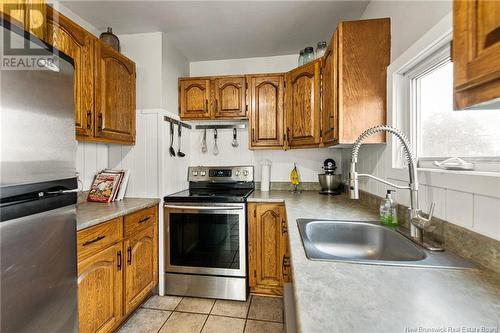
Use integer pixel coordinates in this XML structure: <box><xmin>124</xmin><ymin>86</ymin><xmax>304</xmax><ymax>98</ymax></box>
<box><xmin>189</xmin><ymin>54</ymin><xmax>298</xmax><ymax>76</ymax></box>
<box><xmin>345</xmin><ymin>0</ymin><xmax>500</xmax><ymax>241</ymax></box>
<box><xmin>189</xmin><ymin>55</ymin><xmax>342</xmax><ymax>182</ymax></box>
<box><xmin>362</xmin><ymin>0</ymin><xmax>452</xmax><ymax>61</ymax></box>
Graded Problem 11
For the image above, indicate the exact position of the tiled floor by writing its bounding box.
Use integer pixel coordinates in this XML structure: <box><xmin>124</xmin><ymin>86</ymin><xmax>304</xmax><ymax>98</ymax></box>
<box><xmin>118</xmin><ymin>294</ymin><xmax>284</xmax><ymax>333</ymax></box>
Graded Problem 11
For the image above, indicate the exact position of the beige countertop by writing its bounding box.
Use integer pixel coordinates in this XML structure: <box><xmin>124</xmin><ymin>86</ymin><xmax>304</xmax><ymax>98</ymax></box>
<box><xmin>76</xmin><ymin>197</ymin><xmax>160</xmax><ymax>231</ymax></box>
<box><xmin>249</xmin><ymin>190</ymin><xmax>500</xmax><ymax>333</ymax></box>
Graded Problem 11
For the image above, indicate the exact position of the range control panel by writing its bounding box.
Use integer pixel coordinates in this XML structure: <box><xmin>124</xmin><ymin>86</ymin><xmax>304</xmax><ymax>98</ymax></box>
<box><xmin>188</xmin><ymin>166</ymin><xmax>254</xmax><ymax>183</ymax></box>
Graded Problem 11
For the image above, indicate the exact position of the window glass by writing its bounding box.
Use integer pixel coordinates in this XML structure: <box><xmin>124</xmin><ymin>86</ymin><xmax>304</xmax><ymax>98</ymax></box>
<box><xmin>418</xmin><ymin>61</ymin><xmax>500</xmax><ymax>158</ymax></box>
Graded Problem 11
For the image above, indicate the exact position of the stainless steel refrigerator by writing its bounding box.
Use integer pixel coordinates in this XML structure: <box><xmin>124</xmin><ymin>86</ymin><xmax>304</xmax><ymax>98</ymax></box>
<box><xmin>0</xmin><ymin>19</ymin><xmax>79</xmax><ymax>332</ymax></box>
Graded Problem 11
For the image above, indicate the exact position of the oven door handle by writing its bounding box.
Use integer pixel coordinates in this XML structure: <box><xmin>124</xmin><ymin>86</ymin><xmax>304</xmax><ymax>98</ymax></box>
<box><xmin>164</xmin><ymin>205</ymin><xmax>243</xmax><ymax>211</ymax></box>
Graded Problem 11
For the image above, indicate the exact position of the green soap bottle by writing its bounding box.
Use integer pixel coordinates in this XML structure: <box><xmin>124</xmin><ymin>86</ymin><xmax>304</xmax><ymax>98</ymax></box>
<box><xmin>380</xmin><ymin>190</ymin><xmax>398</xmax><ymax>228</ymax></box>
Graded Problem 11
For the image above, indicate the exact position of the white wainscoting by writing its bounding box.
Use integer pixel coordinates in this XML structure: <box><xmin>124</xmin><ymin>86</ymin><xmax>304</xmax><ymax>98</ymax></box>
<box><xmin>76</xmin><ymin>142</ymin><xmax>108</xmax><ymax>190</ymax></box>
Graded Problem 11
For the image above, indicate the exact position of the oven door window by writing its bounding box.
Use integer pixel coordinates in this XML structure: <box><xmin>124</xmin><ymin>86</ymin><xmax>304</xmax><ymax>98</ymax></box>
<box><xmin>169</xmin><ymin>212</ymin><xmax>240</xmax><ymax>269</ymax></box>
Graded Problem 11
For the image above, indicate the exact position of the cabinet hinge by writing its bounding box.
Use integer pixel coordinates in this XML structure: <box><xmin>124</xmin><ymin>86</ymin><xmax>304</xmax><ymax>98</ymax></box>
<box><xmin>253</xmin><ymin>209</ymin><xmax>256</xmax><ymax>218</ymax></box>
<box><xmin>245</xmin><ymin>82</ymin><xmax>248</xmax><ymax>89</ymax></box>
<box><xmin>246</xmin><ymin>104</ymin><xmax>248</xmax><ymax>112</ymax></box>
<box><xmin>320</xmin><ymin>129</ymin><xmax>323</xmax><ymax>137</ymax></box>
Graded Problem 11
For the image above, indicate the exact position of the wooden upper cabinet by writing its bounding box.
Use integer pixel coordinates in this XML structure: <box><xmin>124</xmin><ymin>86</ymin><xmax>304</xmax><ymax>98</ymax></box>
<box><xmin>124</xmin><ymin>226</ymin><xmax>155</xmax><ymax>315</ymax></box>
<box><xmin>321</xmin><ymin>32</ymin><xmax>338</xmax><ymax>145</ymax></box>
<box><xmin>285</xmin><ymin>59</ymin><xmax>321</xmax><ymax>148</ymax></box>
<box><xmin>332</xmin><ymin>18</ymin><xmax>390</xmax><ymax>144</ymax></box>
<box><xmin>94</xmin><ymin>41</ymin><xmax>136</xmax><ymax>144</ymax></box>
<box><xmin>213</xmin><ymin>76</ymin><xmax>247</xmax><ymax>118</ymax></box>
<box><xmin>248</xmin><ymin>203</ymin><xmax>289</xmax><ymax>296</ymax></box>
<box><xmin>1</xmin><ymin>0</ymin><xmax>46</xmax><ymax>40</ymax></box>
<box><xmin>78</xmin><ymin>243</ymin><xmax>123</xmax><ymax>333</ymax></box>
<box><xmin>453</xmin><ymin>0</ymin><xmax>500</xmax><ymax>109</ymax></box>
<box><xmin>248</xmin><ymin>74</ymin><xmax>285</xmax><ymax>149</ymax></box>
<box><xmin>46</xmin><ymin>7</ymin><xmax>95</xmax><ymax>139</ymax></box>
<box><xmin>179</xmin><ymin>79</ymin><xmax>211</xmax><ymax>119</ymax></box>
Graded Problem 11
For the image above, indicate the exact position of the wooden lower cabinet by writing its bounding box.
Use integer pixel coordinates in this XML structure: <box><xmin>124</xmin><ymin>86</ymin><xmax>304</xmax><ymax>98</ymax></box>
<box><xmin>78</xmin><ymin>243</ymin><xmax>123</xmax><ymax>333</ymax></box>
<box><xmin>248</xmin><ymin>202</ymin><xmax>291</xmax><ymax>296</ymax></box>
<box><xmin>124</xmin><ymin>226</ymin><xmax>155</xmax><ymax>315</ymax></box>
<box><xmin>77</xmin><ymin>205</ymin><xmax>158</xmax><ymax>333</ymax></box>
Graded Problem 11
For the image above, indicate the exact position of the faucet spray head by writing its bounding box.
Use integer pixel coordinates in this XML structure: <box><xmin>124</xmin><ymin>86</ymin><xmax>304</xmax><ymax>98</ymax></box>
<box><xmin>349</xmin><ymin>163</ymin><xmax>359</xmax><ymax>200</ymax></box>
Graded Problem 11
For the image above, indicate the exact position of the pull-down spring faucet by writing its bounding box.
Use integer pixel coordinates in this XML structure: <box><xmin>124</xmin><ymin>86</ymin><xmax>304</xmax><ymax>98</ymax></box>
<box><xmin>349</xmin><ymin>125</ymin><xmax>440</xmax><ymax>250</ymax></box>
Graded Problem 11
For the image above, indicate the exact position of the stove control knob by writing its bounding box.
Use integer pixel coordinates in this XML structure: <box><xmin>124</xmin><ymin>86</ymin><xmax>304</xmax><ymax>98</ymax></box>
<box><xmin>235</xmin><ymin>170</ymin><xmax>240</xmax><ymax>176</ymax></box>
<box><xmin>200</xmin><ymin>171</ymin><xmax>206</xmax><ymax>176</ymax></box>
<box><xmin>242</xmin><ymin>170</ymin><xmax>249</xmax><ymax>177</ymax></box>
<box><xmin>192</xmin><ymin>171</ymin><xmax>198</xmax><ymax>176</ymax></box>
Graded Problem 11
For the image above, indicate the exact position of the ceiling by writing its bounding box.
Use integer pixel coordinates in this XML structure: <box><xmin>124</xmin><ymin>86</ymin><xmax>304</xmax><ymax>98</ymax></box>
<box><xmin>61</xmin><ymin>1</ymin><xmax>370</xmax><ymax>61</ymax></box>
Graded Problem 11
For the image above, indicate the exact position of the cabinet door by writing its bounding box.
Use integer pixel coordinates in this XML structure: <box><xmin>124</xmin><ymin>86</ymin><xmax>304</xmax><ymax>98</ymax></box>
<box><xmin>179</xmin><ymin>79</ymin><xmax>211</xmax><ymax>119</ymax></box>
<box><xmin>78</xmin><ymin>243</ymin><xmax>123</xmax><ymax>333</ymax></box>
<box><xmin>321</xmin><ymin>32</ymin><xmax>338</xmax><ymax>146</ymax></box>
<box><xmin>124</xmin><ymin>226</ymin><xmax>155</xmax><ymax>315</ymax></box>
<box><xmin>248</xmin><ymin>75</ymin><xmax>285</xmax><ymax>149</ymax></box>
<box><xmin>337</xmin><ymin>18</ymin><xmax>389</xmax><ymax>144</ymax></box>
<box><xmin>285</xmin><ymin>60</ymin><xmax>321</xmax><ymax>148</ymax></box>
<box><xmin>46</xmin><ymin>7</ymin><xmax>94</xmax><ymax>139</ymax></box>
<box><xmin>94</xmin><ymin>41</ymin><xmax>136</xmax><ymax>144</ymax></box>
<box><xmin>213</xmin><ymin>76</ymin><xmax>247</xmax><ymax>118</ymax></box>
<box><xmin>453</xmin><ymin>0</ymin><xmax>500</xmax><ymax>109</ymax></box>
<box><xmin>248</xmin><ymin>203</ymin><xmax>288</xmax><ymax>295</ymax></box>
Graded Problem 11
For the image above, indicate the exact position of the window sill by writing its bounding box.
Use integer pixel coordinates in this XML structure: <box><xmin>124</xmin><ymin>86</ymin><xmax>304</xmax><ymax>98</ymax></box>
<box><xmin>417</xmin><ymin>167</ymin><xmax>500</xmax><ymax>178</ymax></box>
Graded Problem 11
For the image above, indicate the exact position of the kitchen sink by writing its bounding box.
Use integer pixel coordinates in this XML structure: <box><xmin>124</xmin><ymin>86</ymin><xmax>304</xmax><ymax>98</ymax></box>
<box><xmin>297</xmin><ymin>219</ymin><xmax>476</xmax><ymax>269</ymax></box>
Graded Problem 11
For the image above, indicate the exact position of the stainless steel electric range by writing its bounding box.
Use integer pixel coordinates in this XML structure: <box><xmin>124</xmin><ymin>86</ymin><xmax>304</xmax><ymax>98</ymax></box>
<box><xmin>163</xmin><ymin>166</ymin><xmax>254</xmax><ymax>301</ymax></box>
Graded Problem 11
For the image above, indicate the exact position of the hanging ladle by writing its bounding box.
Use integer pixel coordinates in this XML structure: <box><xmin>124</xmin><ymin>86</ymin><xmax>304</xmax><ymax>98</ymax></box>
<box><xmin>231</xmin><ymin>128</ymin><xmax>239</xmax><ymax>147</ymax></box>
<box><xmin>169</xmin><ymin>121</ymin><xmax>176</xmax><ymax>157</ymax></box>
<box><xmin>213</xmin><ymin>129</ymin><xmax>219</xmax><ymax>155</ymax></box>
<box><xmin>177</xmin><ymin>123</ymin><xmax>185</xmax><ymax>157</ymax></box>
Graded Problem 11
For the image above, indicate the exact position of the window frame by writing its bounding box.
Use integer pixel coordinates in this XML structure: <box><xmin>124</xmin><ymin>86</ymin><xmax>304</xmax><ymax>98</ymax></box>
<box><xmin>385</xmin><ymin>12</ymin><xmax>500</xmax><ymax>197</ymax></box>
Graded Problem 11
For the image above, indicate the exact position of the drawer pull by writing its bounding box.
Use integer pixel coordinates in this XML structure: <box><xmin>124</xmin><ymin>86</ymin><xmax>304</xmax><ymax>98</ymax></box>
<box><xmin>127</xmin><ymin>246</ymin><xmax>132</xmax><ymax>265</ymax></box>
<box><xmin>117</xmin><ymin>251</ymin><xmax>122</xmax><ymax>271</ymax></box>
<box><xmin>138</xmin><ymin>216</ymin><xmax>151</xmax><ymax>224</ymax></box>
<box><xmin>82</xmin><ymin>235</ymin><xmax>105</xmax><ymax>246</ymax></box>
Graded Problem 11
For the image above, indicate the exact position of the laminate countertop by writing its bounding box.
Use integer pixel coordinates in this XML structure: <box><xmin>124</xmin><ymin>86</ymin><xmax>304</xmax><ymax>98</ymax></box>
<box><xmin>76</xmin><ymin>197</ymin><xmax>160</xmax><ymax>231</ymax></box>
<box><xmin>248</xmin><ymin>190</ymin><xmax>500</xmax><ymax>333</ymax></box>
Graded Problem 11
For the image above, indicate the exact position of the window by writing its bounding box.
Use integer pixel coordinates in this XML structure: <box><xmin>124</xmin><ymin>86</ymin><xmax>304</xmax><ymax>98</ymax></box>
<box><xmin>403</xmin><ymin>43</ymin><xmax>500</xmax><ymax>171</ymax></box>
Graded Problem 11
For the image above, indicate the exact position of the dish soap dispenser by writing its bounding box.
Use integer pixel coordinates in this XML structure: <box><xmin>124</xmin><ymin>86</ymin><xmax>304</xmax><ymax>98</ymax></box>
<box><xmin>380</xmin><ymin>190</ymin><xmax>398</xmax><ymax>228</ymax></box>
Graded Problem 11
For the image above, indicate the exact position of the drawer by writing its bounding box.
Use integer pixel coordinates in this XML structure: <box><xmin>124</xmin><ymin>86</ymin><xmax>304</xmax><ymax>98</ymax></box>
<box><xmin>77</xmin><ymin>217</ymin><xmax>122</xmax><ymax>261</ymax></box>
<box><xmin>124</xmin><ymin>206</ymin><xmax>156</xmax><ymax>237</ymax></box>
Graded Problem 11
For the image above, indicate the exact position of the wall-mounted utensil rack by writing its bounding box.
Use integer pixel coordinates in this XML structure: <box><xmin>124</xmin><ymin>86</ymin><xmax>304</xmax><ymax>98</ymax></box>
<box><xmin>195</xmin><ymin>123</ymin><xmax>246</xmax><ymax>130</ymax></box>
<box><xmin>164</xmin><ymin>116</ymin><xmax>192</xmax><ymax>129</ymax></box>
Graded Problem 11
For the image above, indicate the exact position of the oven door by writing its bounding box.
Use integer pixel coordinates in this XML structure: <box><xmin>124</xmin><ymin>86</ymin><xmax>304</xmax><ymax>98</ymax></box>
<box><xmin>164</xmin><ymin>202</ymin><xmax>246</xmax><ymax>277</ymax></box>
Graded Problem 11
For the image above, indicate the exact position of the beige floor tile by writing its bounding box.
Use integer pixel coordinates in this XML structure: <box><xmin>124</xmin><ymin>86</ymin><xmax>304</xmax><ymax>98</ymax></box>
<box><xmin>244</xmin><ymin>320</ymin><xmax>284</xmax><ymax>333</ymax></box>
<box><xmin>247</xmin><ymin>296</ymin><xmax>283</xmax><ymax>322</ymax></box>
<box><xmin>142</xmin><ymin>295</ymin><xmax>183</xmax><ymax>311</ymax></box>
<box><xmin>211</xmin><ymin>297</ymin><xmax>251</xmax><ymax>318</ymax></box>
<box><xmin>117</xmin><ymin>308</ymin><xmax>171</xmax><ymax>333</ymax></box>
<box><xmin>159</xmin><ymin>312</ymin><xmax>207</xmax><ymax>333</ymax></box>
<box><xmin>177</xmin><ymin>297</ymin><xmax>215</xmax><ymax>314</ymax></box>
<box><xmin>201</xmin><ymin>315</ymin><xmax>245</xmax><ymax>333</ymax></box>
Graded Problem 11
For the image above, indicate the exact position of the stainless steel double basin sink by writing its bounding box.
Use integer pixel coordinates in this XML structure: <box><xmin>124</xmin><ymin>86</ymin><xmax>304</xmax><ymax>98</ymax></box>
<box><xmin>297</xmin><ymin>219</ymin><xmax>475</xmax><ymax>269</ymax></box>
